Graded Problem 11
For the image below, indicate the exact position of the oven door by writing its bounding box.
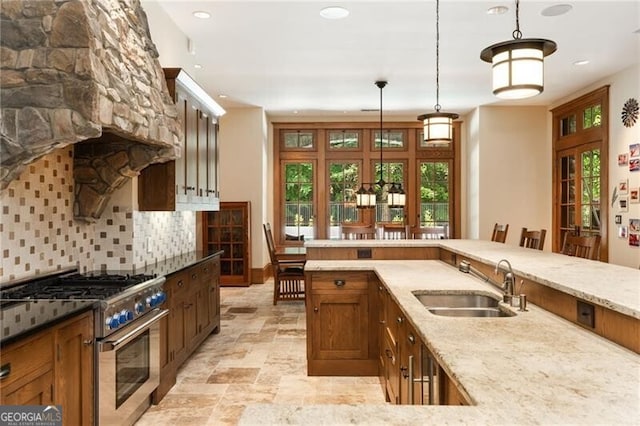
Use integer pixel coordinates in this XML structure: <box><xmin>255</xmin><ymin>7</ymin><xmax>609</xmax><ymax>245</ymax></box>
<box><xmin>98</xmin><ymin>308</ymin><xmax>168</xmax><ymax>426</ymax></box>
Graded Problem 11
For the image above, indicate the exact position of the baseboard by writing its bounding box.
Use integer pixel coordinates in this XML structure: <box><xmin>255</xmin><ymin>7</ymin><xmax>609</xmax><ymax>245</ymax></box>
<box><xmin>251</xmin><ymin>264</ymin><xmax>272</xmax><ymax>284</ymax></box>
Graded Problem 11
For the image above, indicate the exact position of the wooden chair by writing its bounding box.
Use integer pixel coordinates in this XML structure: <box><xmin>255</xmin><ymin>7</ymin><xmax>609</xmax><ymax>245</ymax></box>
<box><xmin>519</xmin><ymin>227</ymin><xmax>546</xmax><ymax>250</ymax></box>
<box><xmin>380</xmin><ymin>223</ymin><xmax>407</xmax><ymax>239</ymax></box>
<box><xmin>341</xmin><ymin>224</ymin><xmax>376</xmax><ymax>240</ymax></box>
<box><xmin>491</xmin><ymin>223</ymin><xmax>509</xmax><ymax>243</ymax></box>
<box><xmin>263</xmin><ymin>223</ymin><xmax>306</xmax><ymax>305</ymax></box>
<box><xmin>409</xmin><ymin>224</ymin><xmax>448</xmax><ymax>240</ymax></box>
<box><xmin>561</xmin><ymin>233</ymin><xmax>601</xmax><ymax>260</ymax></box>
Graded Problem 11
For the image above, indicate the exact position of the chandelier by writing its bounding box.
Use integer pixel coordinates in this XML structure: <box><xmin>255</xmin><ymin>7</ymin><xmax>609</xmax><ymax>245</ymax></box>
<box><xmin>480</xmin><ymin>0</ymin><xmax>557</xmax><ymax>99</ymax></box>
<box><xmin>356</xmin><ymin>81</ymin><xmax>405</xmax><ymax>209</ymax></box>
<box><xmin>417</xmin><ymin>0</ymin><xmax>458</xmax><ymax>143</ymax></box>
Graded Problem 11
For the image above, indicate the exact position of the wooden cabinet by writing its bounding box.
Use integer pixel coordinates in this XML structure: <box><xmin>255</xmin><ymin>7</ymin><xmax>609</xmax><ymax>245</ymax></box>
<box><xmin>55</xmin><ymin>311</ymin><xmax>94</xmax><ymax>425</ymax></box>
<box><xmin>306</xmin><ymin>271</ymin><xmax>379</xmax><ymax>376</ymax></box>
<box><xmin>202</xmin><ymin>202</ymin><xmax>251</xmax><ymax>286</ymax></box>
<box><xmin>399</xmin><ymin>320</ymin><xmax>421</xmax><ymax>405</ymax></box>
<box><xmin>0</xmin><ymin>331</ymin><xmax>54</xmax><ymax>406</ymax></box>
<box><xmin>154</xmin><ymin>255</ymin><xmax>221</xmax><ymax>403</ymax></box>
<box><xmin>0</xmin><ymin>310</ymin><xmax>94</xmax><ymax>424</ymax></box>
<box><xmin>138</xmin><ymin>68</ymin><xmax>224</xmax><ymax>212</ymax></box>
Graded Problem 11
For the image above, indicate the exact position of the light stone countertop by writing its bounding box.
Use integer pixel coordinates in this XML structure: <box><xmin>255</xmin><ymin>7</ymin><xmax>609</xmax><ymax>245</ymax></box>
<box><xmin>240</xmin><ymin>242</ymin><xmax>640</xmax><ymax>425</ymax></box>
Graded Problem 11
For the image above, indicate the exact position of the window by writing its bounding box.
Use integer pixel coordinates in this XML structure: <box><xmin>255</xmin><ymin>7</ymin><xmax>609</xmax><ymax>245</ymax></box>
<box><xmin>328</xmin><ymin>161</ymin><xmax>360</xmax><ymax>237</ymax></box>
<box><xmin>283</xmin><ymin>162</ymin><xmax>314</xmax><ymax>240</ymax></box>
<box><xmin>328</xmin><ymin>130</ymin><xmax>360</xmax><ymax>149</ymax></box>
<box><xmin>419</xmin><ymin>161</ymin><xmax>450</xmax><ymax>227</ymax></box>
<box><xmin>583</xmin><ymin>104</ymin><xmax>602</xmax><ymax>129</ymax></box>
<box><xmin>282</xmin><ymin>130</ymin><xmax>315</xmax><ymax>150</ymax></box>
<box><xmin>552</xmin><ymin>86</ymin><xmax>608</xmax><ymax>261</ymax></box>
<box><xmin>273</xmin><ymin>122</ymin><xmax>460</xmax><ymax>243</ymax></box>
<box><xmin>373</xmin><ymin>130</ymin><xmax>405</xmax><ymax>149</ymax></box>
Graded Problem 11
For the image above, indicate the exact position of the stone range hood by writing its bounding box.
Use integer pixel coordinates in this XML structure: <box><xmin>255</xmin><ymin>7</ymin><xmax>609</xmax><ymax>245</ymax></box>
<box><xmin>0</xmin><ymin>0</ymin><xmax>182</xmax><ymax>221</ymax></box>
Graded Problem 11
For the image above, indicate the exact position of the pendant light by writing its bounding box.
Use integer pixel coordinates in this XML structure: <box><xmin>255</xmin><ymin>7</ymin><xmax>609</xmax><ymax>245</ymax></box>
<box><xmin>417</xmin><ymin>0</ymin><xmax>458</xmax><ymax>143</ymax></box>
<box><xmin>480</xmin><ymin>0</ymin><xmax>557</xmax><ymax>99</ymax></box>
<box><xmin>355</xmin><ymin>81</ymin><xmax>405</xmax><ymax>209</ymax></box>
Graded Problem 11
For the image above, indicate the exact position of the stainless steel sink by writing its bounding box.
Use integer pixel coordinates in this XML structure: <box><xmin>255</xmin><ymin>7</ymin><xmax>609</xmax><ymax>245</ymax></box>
<box><xmin>427</xmin><ymin>307</ymin><xmax>515</xmax><ymax>317</ymax></box>
<box><xmin>414</xmin><ymin>293</ymin><xmax>500</xmax><ymax>308</ymax></box>
<box><xmin>412</xmin><ymin>292</ymin><xmax>515</xmax><ymax>318</ymax></box>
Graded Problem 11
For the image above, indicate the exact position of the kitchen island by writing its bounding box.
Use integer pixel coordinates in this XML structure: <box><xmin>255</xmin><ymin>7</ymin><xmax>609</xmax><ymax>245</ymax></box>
<box><xmin>239</xmin><ymin>240</ymin><xmax>640</xmax><ymax>425</ymax></box>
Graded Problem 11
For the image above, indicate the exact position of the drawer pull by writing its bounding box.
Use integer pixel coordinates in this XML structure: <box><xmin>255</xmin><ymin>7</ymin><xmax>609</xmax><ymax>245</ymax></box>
<box><xmin>334</xmin><ymin>280</ymin><xmax>345</xmax><ymax>287</ymax></box>
<box><xmin>397</xmin><ymin>316</ymin><xmax>404</xmax><ymax>324</ymax></box>
<box><xmin>0</xmin><ymin>363</ymin><xmax>11</xmax><ymax>379</ymax></box>
<box><xmin>408</xmin><ymin>334</ymin><xmax>416</xmax><ymax>344</ymax></box>
<box><xmin>83</xmin><ymin>339</ymin><xmax>93</xmax><ymax>346</ymax></box>
<box><xmin>313</xmin><ymin>307</ymin><xmax>319</xmax><ymax>313</ymax></box>
<box><xmin>177</xmin><ymin>280</ymin><xmax>184</xmax><ymax>287</ymax></box>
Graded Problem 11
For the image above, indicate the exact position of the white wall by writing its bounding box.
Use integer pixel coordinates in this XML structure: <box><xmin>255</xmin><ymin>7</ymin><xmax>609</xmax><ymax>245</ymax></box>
<box><xmin>464</xmin><ymin>106</ymin><xmax>551</xmax><ymax>248</ymax></box>
<box><xmin>219</xmin><ymin>108</ymin><xmax>269</xmax><ymax>274</ymax></box>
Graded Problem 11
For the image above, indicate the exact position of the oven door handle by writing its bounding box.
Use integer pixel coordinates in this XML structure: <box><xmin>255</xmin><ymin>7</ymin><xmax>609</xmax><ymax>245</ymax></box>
<box><xmin>99</xmin><ymin>309</ymin><xmax>169</xmax><ymax>352</ymax></box>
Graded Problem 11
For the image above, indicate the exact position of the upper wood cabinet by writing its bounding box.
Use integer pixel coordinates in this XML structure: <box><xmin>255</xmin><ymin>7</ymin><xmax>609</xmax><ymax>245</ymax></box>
<box><xmin>138</xmin><ymin>68</ymin><xmax>225</xmax><ymax>212</ymax></box>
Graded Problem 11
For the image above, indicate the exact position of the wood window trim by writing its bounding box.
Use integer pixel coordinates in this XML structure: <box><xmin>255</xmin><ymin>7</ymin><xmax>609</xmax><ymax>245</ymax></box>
<box><xmin>551</xmin><ymin>86</ymin><xmax>609</xmax><ymax>261</ymax></box>
<box><xmin>272</xmin><ymin>121</ymin><xmax>462</xmax><ymax>244</ymax></box>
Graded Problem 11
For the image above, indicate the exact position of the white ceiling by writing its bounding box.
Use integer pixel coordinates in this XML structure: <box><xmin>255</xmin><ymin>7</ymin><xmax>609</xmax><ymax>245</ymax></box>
<box><xmin>151</xmin><ymin>1</ymin><xmax>639</xmax><ymax>118</ymax></box>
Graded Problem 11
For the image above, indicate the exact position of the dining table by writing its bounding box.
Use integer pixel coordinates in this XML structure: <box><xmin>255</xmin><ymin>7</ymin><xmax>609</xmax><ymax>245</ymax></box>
<box><xmin>275</xmin><ymin>246</ymin><xmax>307</xmax><ymax>262</ymax></box>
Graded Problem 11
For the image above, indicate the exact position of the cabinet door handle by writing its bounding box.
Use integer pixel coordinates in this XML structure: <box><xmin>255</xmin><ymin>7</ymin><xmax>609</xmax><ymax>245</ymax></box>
<box><xmin>0</xmin><ymin>363</ymin><xmax>11</xmax><ymax>380</ymax></box>
<box><xmin>313</xmin><ymin>307</ymin><xmax>319</xmax><ymax>313</ymax></box>
<box><xmin>397</xmin><ymin>316</ymin><xmax>404</xmax><ymax>324</ymax></box>
<box><xmin>334</xmin><ymin>280</ymin><xmax>345</xmax><ymax>287</ymax></box>
<box><xmin>408</xmin><ymin>334</ymin><xmax>416</xmax><ymax>344</ymax></box>
<box><xmin>178</xmin><ymin>280</ymin><xmax>184</xmax><ymax>287</ymax></box>
<box><xmin>83</xmin><ymin>339</ymin><xmax>93</xmax><ymax>346</ymax></box>
<box><xmin>192</xmin><ymin>274</ymin><xmax>197</xmax><ymax>280</ymax></box>
<box><xmin>408</xmin><ymin>355</ymin><xmax>415</xmax><ymax>404</ymax></box>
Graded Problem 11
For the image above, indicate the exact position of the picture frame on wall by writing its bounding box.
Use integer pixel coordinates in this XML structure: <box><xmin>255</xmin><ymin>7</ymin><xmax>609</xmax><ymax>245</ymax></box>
<box><xmin>618</xmin><ymin>226</ymin><xmax>628</xmax><ymax>238</ymax></box>
<box><xmin>615</xmin><ymin>214</ymin><xmax>622</xmax><ymax>224</ymax></box>
<box><xmin>618</xmin><ymin>179</ymin><xmax>629</xmax><ymax>194</ymax></box>
<box><xmin>619</xmin><ymin>197</ymin><xmax>629</xmax><ymax>212</ymax></box>
<box><xmin>631</xmin><ymin>158</ymin><xmax>640</xmax><ymax>172</ymax></box>
<box><xmin>618</xmin><ymin>153</ymin><xmax>629</xmax><ymax>166</ymax></box>
<box><xmin>630</xmin><ymin>218</ymin><xmax>640</xmax><ymax>232</ymax></box>
<box><xmin>629</xmin><ymin>233</ymin><xmax>639</xmax><ymax>247</ymax></box>
<box><xmin>630</xmin><ymin>188</ymin><xmax>640</xmax><ymax>203</ymax></box>
<box><xmin>630</xmin><ymin>143</ymin><xmax>640</xmax><ymax>158</ymax></box>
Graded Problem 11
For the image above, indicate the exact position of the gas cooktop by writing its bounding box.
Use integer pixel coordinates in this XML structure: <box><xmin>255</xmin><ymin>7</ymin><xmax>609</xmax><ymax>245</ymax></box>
<box><xmin>0</xmin><ymin>271</ymin><xmax>157</xmax><ymax>301</ymax></box>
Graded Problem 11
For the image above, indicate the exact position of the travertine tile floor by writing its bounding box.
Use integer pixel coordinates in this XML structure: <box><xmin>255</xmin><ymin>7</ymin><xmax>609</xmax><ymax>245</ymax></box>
<box><xmin>135</xmin><ymin>281</ymin><xmax>386</xmax><ymax>426</ymax></box>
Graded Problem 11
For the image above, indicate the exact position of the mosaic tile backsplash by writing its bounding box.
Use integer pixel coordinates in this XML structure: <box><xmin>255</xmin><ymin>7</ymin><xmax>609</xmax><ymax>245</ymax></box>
<box><xmin>1</xmin><ymin>146</ymin><xmax>196</xmax><ymax>284</ymax></box>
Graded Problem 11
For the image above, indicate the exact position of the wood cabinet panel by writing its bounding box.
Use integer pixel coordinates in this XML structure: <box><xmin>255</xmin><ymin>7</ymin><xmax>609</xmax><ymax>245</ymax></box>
<box><xmin>55</xmin><ymin>311</ymin><xmax>94</xmax><ymax>425</ymax></box>
<box><xmin>0</xmin><ymin>310</ymin><xmax>95</xmax><ymax>422</ymax></box>
<box><xmin>154</xmin><ymin>256</ymin><xmax>221</xmax><ymax>403</ymax></box>
<box><xmin>203</xmin><ymin>202</ymin><xmax>251</xmax><ymax>286</ymax></box>
<box><xmin>306</xmin><ymin>271</ymin><xmax>378</xmax><ymax>376</ymax></box>
<box><xmin>139</xmin><ymin>68</ymin><xmax>223</xmax><ymax>212</ymax></box>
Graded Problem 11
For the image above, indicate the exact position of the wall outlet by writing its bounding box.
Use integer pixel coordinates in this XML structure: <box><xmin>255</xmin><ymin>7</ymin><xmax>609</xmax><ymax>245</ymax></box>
<box><xmin>146</xmin><ymin>237</ymin><xmax>152</xmax><ymax>254</ymax></box>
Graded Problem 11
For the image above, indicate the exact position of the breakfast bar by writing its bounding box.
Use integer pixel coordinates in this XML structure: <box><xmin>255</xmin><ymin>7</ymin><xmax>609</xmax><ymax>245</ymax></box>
<box><xmin>239</xmin><ymin>240</ymin><xmax>640</xmax><ymax>424</ymax></box>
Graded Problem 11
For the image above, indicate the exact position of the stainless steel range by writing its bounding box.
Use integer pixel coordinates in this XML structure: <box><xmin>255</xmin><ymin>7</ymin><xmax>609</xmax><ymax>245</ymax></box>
<box><xmin>0</xmin><ymin>270</ymin><xmax>168</xmax><ymax>425</ymax></box>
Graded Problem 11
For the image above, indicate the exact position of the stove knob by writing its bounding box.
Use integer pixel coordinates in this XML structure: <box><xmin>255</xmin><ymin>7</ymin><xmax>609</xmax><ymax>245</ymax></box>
<box><xmin>146</xmin><ymin>296</ymin><xmax>152</xmax><ymax>307</ymax></box>
<box><xmin>156</xmin><ymin>291</ymin><xmax>166</xmax><ymax>305</ymax></box>
<box><xmin>107</xmin><ymin>316</ymin><xmax>120</xmax><ymax>330</ymax></box>
<box><xmin>126</xmin><ymin>310</ymin><xmax>134</xmax><ymax>321</ymax></box>
<box><xmin>135</xmin><ymin>302</ymin><xmax>145</xmax><ymax>314</ymax></box>
<box><xmin>150</xmin><ymin>294</ymin><xmax>159</xmax><ymax>307</ymax></box>
<box><xmin>119</xmin><ymin>310</ymin><xmax>128</xmax><ymax>324</ymax></box>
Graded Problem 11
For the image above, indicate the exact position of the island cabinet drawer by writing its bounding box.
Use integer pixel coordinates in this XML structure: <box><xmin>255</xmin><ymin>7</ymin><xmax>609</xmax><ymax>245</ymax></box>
<box><xmin>0</xmin><ymin>331</ymin><xmax>54</xmax><ymax>394</ymax></box>
<box><xmin>309</xmin><ymin>272</ymin><xmax>370</xmax><ymax>291</ymax></box>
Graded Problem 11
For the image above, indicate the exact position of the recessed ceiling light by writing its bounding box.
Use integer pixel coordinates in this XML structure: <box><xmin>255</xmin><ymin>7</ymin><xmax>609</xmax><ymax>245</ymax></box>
<box><xmin>293</xmin><ymin>110</ymin><xmax>299</xmax><ymax>114</ymax></box>
<box><xmin>541</xmin><ymin>4</ymin><xmax>572</xmax><ymax>17</ymax></box>
<box><xmin>219</xmin><ymin>94</ymin><xmax>228</xmax><ymax>99</ymax></box>
<box><xmin>573</xmin><ymin>60</ymin><xmax>590</xmax><ymax>66</ymax></box>
<box><xmin>487</xmin><ymin>6</ymin><xmax>508</xmax><ymax>15</ymax></box>
<box><xmin>193</xmin><ymin>11</ymin><xmax>211</xmax><ymax>19</ymax></box>
<box><xmin>320</xmin><ymin>6</ymin><xmax>349</xmax><ymax>20</ymax></box>
<box><xmin>194</xmin><ymin>64</ymin><xmax>202</xmax><ymax>69</ymax></box>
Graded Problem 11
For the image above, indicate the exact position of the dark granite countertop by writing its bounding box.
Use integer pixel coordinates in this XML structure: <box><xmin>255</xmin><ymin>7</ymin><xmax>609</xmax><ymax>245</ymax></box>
<box><xmin>136</xmin><ymin>250</ymin><xmax>223</xmax><ymax>277</ymax></box>
<box><xmin>0</xmin><ymin>250</ymin><xmax>222</xmax><ymax>346</ymax></box>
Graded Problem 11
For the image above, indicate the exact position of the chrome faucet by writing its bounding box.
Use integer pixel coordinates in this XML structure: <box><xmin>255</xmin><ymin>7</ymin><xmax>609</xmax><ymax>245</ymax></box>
<box><xmin>495</xmin><ymin>259</ymin><xmax>516</xmax><ymax>302</ymax></box>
